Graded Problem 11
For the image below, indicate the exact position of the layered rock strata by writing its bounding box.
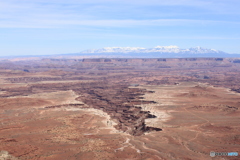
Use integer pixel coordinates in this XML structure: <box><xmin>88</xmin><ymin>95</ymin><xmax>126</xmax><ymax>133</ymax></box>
<box><xmin>73</xmin><ymin>83</ymin><xmax>162</xmax><ymax>136</ymax></box>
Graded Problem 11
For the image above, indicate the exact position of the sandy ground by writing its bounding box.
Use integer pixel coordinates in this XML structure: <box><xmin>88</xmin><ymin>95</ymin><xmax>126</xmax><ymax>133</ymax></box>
<box><xmin>1</xmin><ymin>81</ymin><xmax>240</xmax><ymax>160</ymax></box>
<box><xmin>129</xmin><ymin>82</ymin><xmax>240</xmax><ymax>159</ymax></box>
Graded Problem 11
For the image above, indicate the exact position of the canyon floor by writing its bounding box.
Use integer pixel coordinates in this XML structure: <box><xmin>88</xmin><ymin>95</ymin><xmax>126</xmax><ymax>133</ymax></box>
<box><xmin>0</xmin><ymin>58</ymin><xmax>240</xmax><ymax>160</ymax></box>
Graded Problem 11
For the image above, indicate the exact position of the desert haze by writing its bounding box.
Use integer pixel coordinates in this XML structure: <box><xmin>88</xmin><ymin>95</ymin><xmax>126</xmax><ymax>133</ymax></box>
<box><xmin>0</xmin><ymin>57</ymin><xmax>240</xmax><ymax>160</ymax></box>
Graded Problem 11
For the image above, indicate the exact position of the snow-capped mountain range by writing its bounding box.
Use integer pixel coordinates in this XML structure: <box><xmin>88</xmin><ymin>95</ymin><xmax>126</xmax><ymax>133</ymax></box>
<box><xmin>81</xmin><ymin>46</ymin><xmax>226</xmax><ymax>54</ymax></box>
<box><xmin>76</xmin><ymin>46</ymin><xmax>240</xmax><ymax>58</ymax></box>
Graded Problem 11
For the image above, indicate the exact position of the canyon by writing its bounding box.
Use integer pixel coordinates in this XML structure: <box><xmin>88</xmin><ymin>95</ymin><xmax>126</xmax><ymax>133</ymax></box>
<box><xmin>0</xmin><ymin>58</ymin><xmax>240</xmax><ymax>160</ymax></box>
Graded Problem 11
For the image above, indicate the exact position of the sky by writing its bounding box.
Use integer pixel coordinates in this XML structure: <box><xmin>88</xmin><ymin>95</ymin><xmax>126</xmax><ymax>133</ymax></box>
<box><xmin>0</xmin><ymin>0</ymin><xmax>240</xmax><ymax>56</ymax></box>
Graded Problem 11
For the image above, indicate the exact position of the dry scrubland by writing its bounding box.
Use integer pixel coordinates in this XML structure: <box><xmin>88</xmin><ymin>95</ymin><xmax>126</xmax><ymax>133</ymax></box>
<box><xmin>0</xmin><ymin>58</ymin><xmax>240</xmax><ymax>160</ymax></box>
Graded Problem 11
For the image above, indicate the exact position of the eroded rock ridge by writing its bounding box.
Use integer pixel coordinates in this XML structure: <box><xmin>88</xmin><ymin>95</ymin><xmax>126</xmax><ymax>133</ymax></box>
<box><xmin>73</xmin><ymin>83</ymin><xmax>162</xmax><ymax>136</ymax></box>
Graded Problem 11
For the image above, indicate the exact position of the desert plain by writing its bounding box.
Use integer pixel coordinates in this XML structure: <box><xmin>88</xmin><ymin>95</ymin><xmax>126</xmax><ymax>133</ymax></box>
<box><xmin>0</xmin><ymin>58</ymin><xmax>240</xmax><ymax>160</ymax></box>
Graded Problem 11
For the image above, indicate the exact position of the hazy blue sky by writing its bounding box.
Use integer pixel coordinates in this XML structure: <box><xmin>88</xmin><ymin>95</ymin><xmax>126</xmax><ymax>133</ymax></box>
<box><xmin>0</xmin><ymin>0</ymin><xmax>240</xmax><ymax>56</ymax></box>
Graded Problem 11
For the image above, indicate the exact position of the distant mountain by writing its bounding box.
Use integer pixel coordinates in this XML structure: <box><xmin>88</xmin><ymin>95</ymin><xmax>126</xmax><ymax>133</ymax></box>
<box><xmin>78</xmin><ymin>46</ymin><xmax>240</xmax><ymax>58</ymax></box>
<box><xmin>82</xmin><ymin>47</ymin><xmax>146</xmax><ymax>54</ymax></box>
<box><xmin>81</xmin><ymin>46</ymin><xmax>224</xmax><ymax>54</ymax></box>
<box><xmin>1</xmin><ymin>46</ymin><xmax>239</xmax><ymax>59</ymax></box>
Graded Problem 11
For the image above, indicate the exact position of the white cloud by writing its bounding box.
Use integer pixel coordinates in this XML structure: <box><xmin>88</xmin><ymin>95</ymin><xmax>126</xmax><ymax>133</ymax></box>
<box><xmin>0</xmin><ymin>0</ymin><xmax>239</xmax><ymax>28</ymax></box>
<box><xmin>0</xmin><ymin>17</ymin><xmax>239</xmax><ymax>28</ymax></box>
